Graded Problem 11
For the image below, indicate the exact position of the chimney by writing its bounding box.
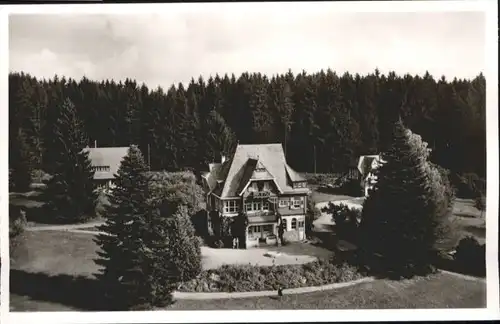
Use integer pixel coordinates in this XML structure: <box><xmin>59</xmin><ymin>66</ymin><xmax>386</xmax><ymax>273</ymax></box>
<box><xmin>94</xmin><ymin>140</ymin><xmax>97</xmax><ymax>148</ymax></box>
<box><xmin>221</xmin><ymin>154</ymin><xmax>226</xmax><ymax>164</ymax></box>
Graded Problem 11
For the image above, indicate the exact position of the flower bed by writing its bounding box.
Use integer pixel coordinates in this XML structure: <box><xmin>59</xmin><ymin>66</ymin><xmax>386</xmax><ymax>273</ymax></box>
<box><xmin>177</xmin><ymin>258</ymin><xmax>364</xmax><ymax>293</ymax></box>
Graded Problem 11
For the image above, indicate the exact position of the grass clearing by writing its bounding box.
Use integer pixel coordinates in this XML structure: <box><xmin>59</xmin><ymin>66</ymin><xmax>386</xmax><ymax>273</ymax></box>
<box><xmin>11</xmin><ymin>230</ymin><xmax>101</xmax><ymax>278</ymax></box>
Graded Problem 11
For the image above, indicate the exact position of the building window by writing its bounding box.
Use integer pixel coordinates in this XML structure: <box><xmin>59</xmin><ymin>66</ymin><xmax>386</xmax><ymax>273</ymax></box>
<box><xmin>93</xmin><ymin>165</ymin><xmax>110</xmax><ymax>172</ymax></box>
<box><xmin>245</xmin><ymin>202</ymin><xmax>253</xmax><ymax>212</ymax></box>
<box><xmin>298</xmin><ymin>220</ymin><xmax>305</xmax><ymax>228</ymax></box>
<box><xmin>279</xmin><ymin>199</ymin><xmax>288</xmax><ymax>208</ymax></box>
<box><xmin>291</xmin><ymin>197</ymin><xmax>303</xmax><ymax>209</ymax></box>
<box><xmin>262</xmin><ymin>201</ymin><xmax>269</xmax><ymax>211</ymax></box>
<box><xmin>253</xmin><ymin>201</ymin><xmax>261</xmax><ymax>211</ymax></box>
<box><xmin>248</xmin><ymin>225</ymin><xmax>261</xmax><ymax>239</ymax></box>
<box><xmin>293</xmin><ymin>181</ymin><xmax>306</xmax><ymax>189</ymax></box>
<box><xmin>281</xmin><ymin>218</ymin><xmax>287</xmax><ymax>231</ymax></box>
<box><xmin>224</xmin><ymin>200</ymin><xmax>239</xmax><ymax>213</ymax></box>
<box><xmin>263</xmin><ymin>182</ymin><xmax>270</xmax><ymax>191</ymax></box>
<box><xmin>250</xmin><ymin>182</ymin><xmax>258</xmax><ymax>192</ymax></box>
<box><xmin>262</xmin><ymin>224</ymin><xmax>273</xmax><ymax>234</ymax></box>
<box><xmin>291</xmin><ymin>218</ymin><xmax>297</xmax><ymax>230</ymax></box>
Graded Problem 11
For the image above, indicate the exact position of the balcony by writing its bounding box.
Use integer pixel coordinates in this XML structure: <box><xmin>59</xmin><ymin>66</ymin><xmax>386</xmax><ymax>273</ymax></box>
<box><xmin>247</xmin><ymin>210</ymin><xmax>277</xmax><ymax>224</ymax></box>
<box><xmin>246</xmin><ymin>209</ymin><xmax>276</xmax><ymax>217</ymax></box>
<box><xmin>252</xmin><ymin>190</ymin><xmax>272</xmax><ymax>199</ymax></box>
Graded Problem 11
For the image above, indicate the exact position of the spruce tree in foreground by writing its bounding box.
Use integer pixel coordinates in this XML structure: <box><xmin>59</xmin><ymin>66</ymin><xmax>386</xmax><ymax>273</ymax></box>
<box><xmin>161</xmin><ymin>203</ymin><xmax>202</xmax><ymax>283</ymax></box>
<box><xmin>94</xmin><ymin>145</ymin><xmax>154</xmax><ymax>309</ymax></box>
<box><xmin>9</xmin><ymin>128</ymin><xmax>32</xmax><ymax>192</ymax></box>
<box><xmin>359</xmin><ymin>118</ymin><xmax>452</xmax><ymax>278</ymax></box>
<box><xmin>43</xmin><ymin>99</ymin><xmax>96</xmax><ymax>223</ymax></box>
<box><xmin>95</xmin><ymin>145</ymin><xmax>199</xmax><ymax>309</ymax></box>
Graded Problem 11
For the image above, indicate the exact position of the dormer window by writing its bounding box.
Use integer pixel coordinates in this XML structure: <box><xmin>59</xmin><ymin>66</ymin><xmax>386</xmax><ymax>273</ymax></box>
<box><xmin>292</xmin><ymin>181</ymin><xmax>306</xmax><ymax>189</ymax></box>
<box><xmin>92</xmin><ymin>165</ymin><xmax>110</xmax><ymax>172</ymax></box>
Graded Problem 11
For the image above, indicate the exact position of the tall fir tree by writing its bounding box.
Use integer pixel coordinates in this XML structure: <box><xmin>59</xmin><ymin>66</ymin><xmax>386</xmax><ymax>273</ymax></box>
<box><xmin>9</xmin><ymin>128</ymin><xmax>33</xmax><ymax>192</ymax></box>
<box><xmin>9</xmin><ymin>69</ymin><xmax>486</xmax><ymax>179</ymax></box>
<box><xmin>43</xmin><ymin>98</ymin><xmax>97</xmax><ymax>223</ymax></box>
<box><xmin>359</xmin><ymin>118</ymin><xmax>452</xmax><ymax>278</ymax></box>
<box><xmin>161</xmin><ymin>203</ymin><xmax>202</xmax><ymax>283</ymax></box>
<box><xmin>94</xmin><ymin>145</ymin><xmax>159</xmax><ymax>309</ymax></box>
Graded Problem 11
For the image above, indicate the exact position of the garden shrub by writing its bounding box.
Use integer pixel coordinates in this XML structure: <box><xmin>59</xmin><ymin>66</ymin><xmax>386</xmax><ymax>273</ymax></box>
<box><xmin>31</xmin><ymin>169</ymin><xmax>51</xmax><ymax>184</ymax></box>
<box><xmin>303</xmin><ymin>173</ymin><xmax>339</xmax><ymax>186</ymax></box>
<box><xmin>94</xmin><ymin>190</ymin><xmax>110</xmax><ymax>218</ymax></box>
<box><xmin>306</xmin><ymin>195</ymin><xmax>321</xmax><ymax>238</ymax></box>
<box><xmin>9</xmin><ymin>204</ymin><xmax>27</xmax><ymax>261</ymax></box>
<box><xmin>453</xmin><ymin>236</ymin><xmax>486</xmax><ymax>277</ymax></box>
<box><xmin>195</xmin><ymin>236</ymin><xmax>205</xmax><ymax>248</ymax></box>
<box><xmin>474</xmin><ymin>195</ymin><xmax>486</xmax><ymax>218</ymax></box>
<box><xmin>177</xmin><ymin>257</ymin><xmax>364</xmax><ymax>293</ymax></box>
<box><xmin>213</xmin><ymin>239</ymin><xmax>224</xmax><ymax>249</ymax></box>
<box><xmin>338</xmin><ymin>178</ymin><xmax>363</xmax><ymax>196</ymax></box>
<box><xmin>450</xmin><ymin>172</ymin><xmax>485</xmax><ymax>198</ymax></box>
<box><xmin>10</xmin><ymin>205</ymin><xmax>27</xmax><ymax>238</ymax></box>
<box><xmin>321</xmin><ymin>203</ymin><xmax>361</xmax><ymax>243</ymax></box>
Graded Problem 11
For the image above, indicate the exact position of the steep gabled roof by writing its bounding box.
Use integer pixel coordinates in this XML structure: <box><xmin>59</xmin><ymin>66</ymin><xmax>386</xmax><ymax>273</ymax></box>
<box><xmin>236</xmin><ymin>158</ymin><xmax>258</xmax><ymax>195</ymax></box>
<box><xmin>202</xmin><ymin>158</ymin><xmax>231</xmax><ymax>194</ymax></box>
<box><xmin>82</xmin><ymin>147</ymin><xmax>129</xmax><ymax>180</ymax></box>
<box><xmin>357</xmin><ymin>154</ymin><xmax>383</xmax><ymax>177</ymax></box>
<box><xmin>285</xmin><ymin>164</ymin><xmax>306</xmax><ymax>182</ymax></box>
<box><xmin>213</xmin><ymin>143</ymin><xmax>306</xmax><ymax>198</ymax></box>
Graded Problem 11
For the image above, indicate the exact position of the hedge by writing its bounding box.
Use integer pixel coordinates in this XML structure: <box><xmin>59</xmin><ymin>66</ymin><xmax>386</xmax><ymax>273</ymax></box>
<box><xmin>177</xmin><ymin>257</ymin><xmax>364</xmax><ymax>293</ymax></box>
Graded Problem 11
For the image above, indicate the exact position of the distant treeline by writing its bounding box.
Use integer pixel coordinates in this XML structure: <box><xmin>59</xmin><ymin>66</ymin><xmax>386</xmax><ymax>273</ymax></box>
<box><xmin>9</xmin><ymin>69</ymin><xmax>486</xmax><ymax>176</ymax></box>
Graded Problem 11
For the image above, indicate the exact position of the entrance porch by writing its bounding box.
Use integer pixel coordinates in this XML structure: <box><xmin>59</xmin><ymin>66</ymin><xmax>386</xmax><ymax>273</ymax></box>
<box><xmin>245</xmin><ymin>222</ymin><xmax>278</xmax><ymax>248</ymax></box>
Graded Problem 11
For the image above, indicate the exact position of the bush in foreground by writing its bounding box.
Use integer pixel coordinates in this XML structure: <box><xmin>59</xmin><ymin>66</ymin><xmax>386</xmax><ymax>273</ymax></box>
<box><xmin>177</xmin><ymin>258</ymin><xmax>363</xmax><ymax>293</ymax></box>
<box><xmin>453</xmin><ymin>236</ymin><xmax>486</xmax><ymax>277</ymax></box>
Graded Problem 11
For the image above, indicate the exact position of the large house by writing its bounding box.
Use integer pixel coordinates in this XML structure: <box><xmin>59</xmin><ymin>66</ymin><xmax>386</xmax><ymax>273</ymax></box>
<box><xmin>201</xmin><ymin>144</ymin><xmax>310</xmax><ymax>248</ymax></box>
<box><xmin>357</xmin><ymin>154</ymin><xmax>383</xmax><ymax>197</ymax></box>
<box><xmin>83</xmin><ymin>146</ymin><xmax>129</xmax><ymax>190</ymax></box>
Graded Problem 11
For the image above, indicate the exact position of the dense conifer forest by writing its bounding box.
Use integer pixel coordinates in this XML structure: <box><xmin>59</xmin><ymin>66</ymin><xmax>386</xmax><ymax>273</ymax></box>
<box><xmin>9</xmin><ymin>69</ymin><xmax>486</xmax><ymax>178</ymax></box>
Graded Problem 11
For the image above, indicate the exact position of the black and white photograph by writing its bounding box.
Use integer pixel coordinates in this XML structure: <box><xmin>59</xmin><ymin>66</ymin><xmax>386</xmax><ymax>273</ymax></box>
<box><xmin>1</xmin><ymin>1</ymin><xmax>499</xmax><ymax>323</ymax></box>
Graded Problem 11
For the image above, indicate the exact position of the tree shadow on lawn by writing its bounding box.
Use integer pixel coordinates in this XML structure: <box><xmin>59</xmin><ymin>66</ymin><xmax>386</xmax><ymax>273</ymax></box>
<box><xmin>10</xmin><ymin>269</ymin><xmax>108</xmax><ymax>311</ymax></box>
<box><xmin>453</xmin><ymin>212</ymin><xmax>480</xmax><ymax>219</ymax></box>
<box><xmin>463</xmin><ymin>225</ymin><xmax>485</xmax><ymax>239</ymax></box>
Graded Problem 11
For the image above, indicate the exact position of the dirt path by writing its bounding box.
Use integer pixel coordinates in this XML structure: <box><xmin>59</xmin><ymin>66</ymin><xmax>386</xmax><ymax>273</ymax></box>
<box><xmin>25</xmin><ymin>221</ymin><xmax>105</xmax><ymax>232</ymax></box>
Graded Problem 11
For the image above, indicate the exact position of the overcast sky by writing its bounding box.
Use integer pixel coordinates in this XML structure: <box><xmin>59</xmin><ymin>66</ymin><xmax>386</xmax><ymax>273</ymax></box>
<box><xmin>9</xmin><ymin>7</ymin><xmax>486</xmax><ymax>89</ymax></box>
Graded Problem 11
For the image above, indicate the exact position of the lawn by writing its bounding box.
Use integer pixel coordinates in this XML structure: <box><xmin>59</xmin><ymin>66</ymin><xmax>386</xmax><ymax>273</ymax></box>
<box><xmin>310</xmin><ymin>186</ymin><xmax>355</xmax><ymax>204</ymax></box>
<box><xmin>170</xmin><ymin>271</ymin><xmax>486</xmax><ymax>310</ymax></box>
<box><xmin>11</xmin><ymin>231</ymin><xmax>101</xmax><ymax>278</ymax></box>
<box><xmin>9</xmin><ymin>189</ymin><xmax>107</xmax><ymax>225</ymax></box>
<box><xmin>10</xmin><ymin>229</ymin><xmax>336</xmax><ymax>311</ymax></box>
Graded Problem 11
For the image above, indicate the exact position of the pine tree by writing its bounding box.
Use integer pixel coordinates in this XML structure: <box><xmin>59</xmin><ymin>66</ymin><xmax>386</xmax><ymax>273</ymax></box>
<box><xmin>161</xmin><ymin>203</ymin><xmax>202</xmax><ymax>283</ymax></box>
<box><xmin>206</xmin><ymin>110</ymin><xmax>237</xmax><ymax>160</ymax></box>
<box><xmin>43</xmin><ymin>98</ymin><xmax>96</xmax><ymax>223</ymax></box>
<box><xmin>94</xmin><ymin>145</ymin><xmax>156</xmax><ymax>309</ymax></box>
<box><xmin>359</xmin><ymin>118</ymin><xmax>450</xmax><ymax>278</ymax></box>
<box><xmin>9</xmin><ymin>128</ymin><xmax>33</xmax><ymax>192</ymax></box>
